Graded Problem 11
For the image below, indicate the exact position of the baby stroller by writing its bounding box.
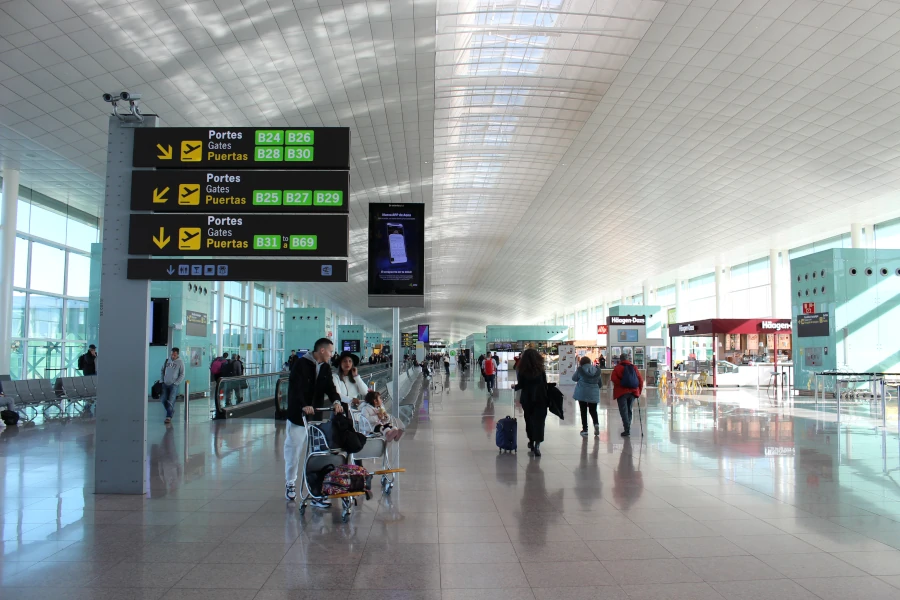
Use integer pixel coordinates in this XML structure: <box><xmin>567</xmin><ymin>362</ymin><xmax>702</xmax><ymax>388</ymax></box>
<box><xmin>297</xmin><ymin>412</ymin><xmax>366</xmax><ymax>522</ymax></box>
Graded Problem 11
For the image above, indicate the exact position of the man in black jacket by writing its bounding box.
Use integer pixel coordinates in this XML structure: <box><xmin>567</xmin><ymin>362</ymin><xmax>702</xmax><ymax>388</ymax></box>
<box><xmin>284</xmin><ymin>337</ymin><xmax>342</xmax><ymax>508</ymax></box>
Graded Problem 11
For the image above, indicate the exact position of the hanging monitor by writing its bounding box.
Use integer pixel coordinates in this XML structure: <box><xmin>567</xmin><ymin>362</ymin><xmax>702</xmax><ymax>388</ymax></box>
<box><xmin>368</xmin><ymin>203</ymin><xmax>425</xmax><ymax>307</ymax></box>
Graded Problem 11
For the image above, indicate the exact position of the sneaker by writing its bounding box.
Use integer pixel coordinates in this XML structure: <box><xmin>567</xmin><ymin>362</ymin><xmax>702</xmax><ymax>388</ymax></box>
<box><xmin>310</xmin><ymin>499</ymin><xmax>332</xmax><ymax>509</ymax></box>
<box><xmin>285</xmin><ymin>484</ymin><xmax>297</xmax><ymax>501</ymax></box>
<box><xmin>164</xmin><ymin>417</ymin><xmax>171</xmax><ymax>424</ymax></box>
<box><xmin>621</xmin><ymin>430</ymin><xmax>630</xmax><ymax>437</ymax></box>
<box><xmin>594</xmin><ymin>426</ymin><xmax>600</xmax><ymax>437</ymax></box>
<box><xmin>580</xmin><ymin>430</ymin><xmax>589</xmax><ymax>437</ymax></box>
<box><xmin>533</xmin><ymin>443</ymin><xmax>542</xmax><ymax>457</ymax></box>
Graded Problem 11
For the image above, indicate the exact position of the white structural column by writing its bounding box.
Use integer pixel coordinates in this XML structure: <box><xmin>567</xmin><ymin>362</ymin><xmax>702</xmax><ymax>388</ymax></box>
<box><xmin>769</xmin><ymin>249</ymin><xmax>790</xmax><ymax>318</ymax></box>
<box><xmin>864</xmin><ymin>223</ymin><xmax>876</xmax><ymax>247</ymax></box>
<box><xmin>268</xmin><ymin>285</ymin><xmax>276</xmax><ymax>372</ymax></box>
<box><xmin>715</xmin><ymin>265</ymin><xmax>730</xmax><ymax>318</ymax></box>
<box><xmin>642</xmin><ymin>281</ymin><xmax>651</xmax><ymax>305</ymax></box>
<box><xmin>851</xmin><ymin>223</ymin><xmax>864</xmax><ymax>248</ymax></box>
<box><xmin>0</xmin><ymin>168</ymin><xmax>19</xmax><ymax>376</ymax></box>
<box><xmin>675</xmin><ymin>279</ymin><xmax>685</xmax><ymax>321</ymax></box>
<box><xmin>216</xmin><ymin>283</ymin><xmax>225</xmax><ymax>356</ymax></box>
<box><xmin>247</xmin><ymin>281</ymin><xmax>255</xmax><ymax>367</ymax></box>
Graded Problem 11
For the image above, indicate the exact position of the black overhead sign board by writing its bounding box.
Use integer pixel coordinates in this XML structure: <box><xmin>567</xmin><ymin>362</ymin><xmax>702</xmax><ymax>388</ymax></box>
<box><xmin>128</xmin><ymin>214</ymin><xmax>349</xmax><ymax>257</ymax></box>
<box><xmin>132</xmin><ymin>127</ymin><xmax>351</xmax><ymax>169</ymax></box>
<box><xmin>131</xmin><ymin>170</ymin><xmax>349</xmax><ymax>213</ymax></box>
<box><xmin>797</xmin><ymin>312</ymin><xmax>830</xmax><ymax>338</ymax></box>
<box><xmin>127</xmin><ymin>259</ymin><xmax>349</xmax><ymax>282</ymax></box>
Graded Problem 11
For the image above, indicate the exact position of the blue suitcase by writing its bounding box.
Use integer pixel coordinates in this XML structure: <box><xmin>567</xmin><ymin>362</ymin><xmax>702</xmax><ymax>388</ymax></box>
<box><xmin>496</xmin><ymin>416</ymin><xmax>517</xmax><ymax>453</ymax></box>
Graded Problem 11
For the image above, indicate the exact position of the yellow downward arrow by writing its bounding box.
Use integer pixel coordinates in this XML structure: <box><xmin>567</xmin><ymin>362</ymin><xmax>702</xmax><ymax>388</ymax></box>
<box><xmin>153</xmin><ymin>187</ymin><xmax>169</xmax><ymax>203</ymax></box>
<box><xmin>152</xmin><ymin>227</ymin><xmax>170</xmax><ymax>249</ymax></box>
<box><xmin>156</xmin><ymin>144</ymin><xmax>173</xmax><ymax>160</ymax></box>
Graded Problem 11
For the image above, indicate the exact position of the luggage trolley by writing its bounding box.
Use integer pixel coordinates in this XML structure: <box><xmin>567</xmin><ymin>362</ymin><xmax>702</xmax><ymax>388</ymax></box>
<box><xmin>349</xmin><ymin>407</ymin><xmax>406</xmax><ymax>495</ymax></box>
<box><xmin>297</xmin><ymin>411</ymin><xmax>366</xmax><ymax>522</ymax></box>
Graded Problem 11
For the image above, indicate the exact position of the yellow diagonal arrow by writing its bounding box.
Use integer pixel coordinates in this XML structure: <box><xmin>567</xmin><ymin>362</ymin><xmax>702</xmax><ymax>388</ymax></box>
<box><xmin>153</xmin><ymin>187</ymin><xmax>169</xmax><ymax>203</ymax></box>
<box><xmin>152</xmin><ymin>227</ymin><xmax>170</xmax><ymax>249</ymax></box>
<box><xmin>156</xmin><ymin>144</ymin><xmax>173</xmax><ymax>160</ymax></box>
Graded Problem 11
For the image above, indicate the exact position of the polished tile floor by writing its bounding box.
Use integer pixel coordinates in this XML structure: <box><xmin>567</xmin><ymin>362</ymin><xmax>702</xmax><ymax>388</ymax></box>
<box><xmin>1</xmin><ymin>369</ymin><xmax>899</xmax><ymax>600</ymax></box>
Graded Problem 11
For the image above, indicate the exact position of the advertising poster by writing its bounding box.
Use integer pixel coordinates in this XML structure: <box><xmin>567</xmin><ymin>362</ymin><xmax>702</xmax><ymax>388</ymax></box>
<box><xmin>368</xmin><ymin>203</ymin><xmax>425</xmax><ymax>307</ymax></box>
<box><xmin>667</xmin><ymin>307</ymin><xmax>677</xmax><ymax>325</ymax></box>
<box><xmin>189</xmin><ymin>347</ymin><xmax>202</xmax><ymax>367</ymax></box>
<box><xmin>557</xmin><ymin>344</ymin><xmax>576</xmax><ymax>385</ymax></box>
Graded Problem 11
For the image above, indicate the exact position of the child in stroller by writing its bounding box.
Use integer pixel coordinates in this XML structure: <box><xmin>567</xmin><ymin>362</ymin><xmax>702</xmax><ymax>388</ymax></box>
<box><xmin>355</xmin><ymin>391</ymin><xmax>404</xmax><ymax>441</ymax></box>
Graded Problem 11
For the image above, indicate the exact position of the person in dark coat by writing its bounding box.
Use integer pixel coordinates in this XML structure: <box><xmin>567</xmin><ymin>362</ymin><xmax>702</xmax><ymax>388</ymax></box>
<box><xmin>284</xmin><ymin>338</ymin><xmax>342</xmax><ymax>508</ymax></box>
<box><xmin>512</xmin><ymin>348</ymin><xmax>548</xmax><ymax>457</ymax></box>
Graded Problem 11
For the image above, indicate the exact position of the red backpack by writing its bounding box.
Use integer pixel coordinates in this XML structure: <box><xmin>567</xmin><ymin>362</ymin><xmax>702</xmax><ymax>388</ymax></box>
<box><xmin>483</xmin><ymin>358</ymin><xmax>496</xmax><ymax>376</ymax></box>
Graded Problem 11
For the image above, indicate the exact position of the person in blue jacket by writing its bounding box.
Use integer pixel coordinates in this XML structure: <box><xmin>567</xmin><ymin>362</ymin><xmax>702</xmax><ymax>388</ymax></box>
<box><xmin>572</xmin><ymin>356</ymin><xmax>602</xmax><ymax>437</ymax></box>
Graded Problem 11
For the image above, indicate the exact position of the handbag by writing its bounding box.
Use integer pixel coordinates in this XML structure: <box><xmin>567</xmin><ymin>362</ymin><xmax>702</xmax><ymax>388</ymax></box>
<box><xmin>547</xmin><ymin>383</ymin><xmax>565</xmax><ymax>420</ymax></box>
<box><xmin>151</xmin><ymin>380</ymin><xmax>162</xmax><ymax>400</ymax></box>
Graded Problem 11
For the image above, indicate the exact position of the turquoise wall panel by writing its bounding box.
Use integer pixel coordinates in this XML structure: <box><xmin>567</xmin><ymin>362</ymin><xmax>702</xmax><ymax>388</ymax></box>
<box><xmin>285</xmin><ymin>308</ymin><xmax>327</xmax><ymax>356</ymax></box>
<box><xmin>485</xmin><ymin>325</ymin><xmax>569</xmax><ymax>343</ymax></box>
<box><xmin>791</xmin><ymin>248</ymin><xmax>900</xmax><ymax>390</ymax></box>
<box><xmin>337</xmin><ymin>325</ymin><xmax>365</xmax><ymax>358</ymax></box>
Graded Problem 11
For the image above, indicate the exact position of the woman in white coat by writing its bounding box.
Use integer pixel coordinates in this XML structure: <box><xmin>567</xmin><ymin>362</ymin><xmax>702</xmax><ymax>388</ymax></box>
<box><xmin>333</xmin><ymin>351</ymin><xmax>369</xmax><ymax>406</ymax></box>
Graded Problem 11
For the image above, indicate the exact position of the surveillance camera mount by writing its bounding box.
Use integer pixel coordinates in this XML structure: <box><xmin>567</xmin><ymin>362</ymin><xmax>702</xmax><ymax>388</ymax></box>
<box><xmin>103</xmin><ymin>91</ymin><xmax>143</xmax><ymax>123</ymax></box>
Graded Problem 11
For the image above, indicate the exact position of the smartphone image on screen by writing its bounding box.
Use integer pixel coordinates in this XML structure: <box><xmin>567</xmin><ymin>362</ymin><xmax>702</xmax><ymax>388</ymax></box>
<box><xmin>387</xmin><ymin>223</ymin><xmax>408</xmax><ymax>264</ymax></box>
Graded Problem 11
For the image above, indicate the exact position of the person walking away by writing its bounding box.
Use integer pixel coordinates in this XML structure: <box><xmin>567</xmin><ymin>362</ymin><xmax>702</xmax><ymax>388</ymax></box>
<box><xmin>512</xmin><ymin>348</ymin><xmax>549</xmax><ymax>457</ymax></box>
<box><xmin>232</xmin><ymin>354</ymin><xmax>245</xmax><ymax>403</ymax></box>
<box><xmin>611</xmin><ymin>353</ymin><xmax>644</xmax><ymax>437</ymax></box>
<box><xmin>287</xmin><ymin>350</ymin><xmax>298</xmax><ymax>371</ymax></box>
<box><xmin>284</xmin><ymin>338</ymin><xmax>343</xmax><ymax>508</ymax></box>
<box><xmin>210</xmin><ymin>352</ymin><xmax>228</xmax><ymax>385</ymax></box>
<box><xmin>443</xmin><ymin>354</ymin><xmax>450</xmax><ymax>375</ymax></box>
<box><xmin>572</xmin><ymin>356</ymin><xmax>602</xmax><ymax>437</ymax></box>
<box><xmin>333</xmin><ymin>351</ymin><xmax>369</xmax><ymax>405</ymax></box>
<box><xmin>78</xmin><ymin>344</ymin><xmax>98</xmax><ymax>375</ymax></box>
<box><xmin>482</xmin><ymin>352</ymin><xmax>497</xmax><ymax>395</ymax></box>
<box><xmin>599</xmin><ymin>354</ymin><xmax>607</xmax><ymax>369</ymax></box>
<box><xmin>160</xmin><ymin>348</ymin><xmax>185</xmax><ymax>424</ymax></box>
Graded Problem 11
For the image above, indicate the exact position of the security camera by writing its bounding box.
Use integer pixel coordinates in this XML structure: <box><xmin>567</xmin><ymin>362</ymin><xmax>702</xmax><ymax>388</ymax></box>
<box><xmin>102</xmin><ymin>93</ymin><xmax>116</xmax><ymax>103</ymax></box>
<box><xmin>120</xmin><ymin>91</ymin><xmax>141</xmax><ymax>101</ymax></box>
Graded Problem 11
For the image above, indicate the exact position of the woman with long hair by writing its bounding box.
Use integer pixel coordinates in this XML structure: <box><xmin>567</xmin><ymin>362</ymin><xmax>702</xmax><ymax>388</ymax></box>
<box><xmin>333</xmin><ymin>351</ymin><xmax>369</xmax><ymax>405</ymax></box>
<box><xmin>512</xmin><ymin>348</ymin><xmax>549</xmax><ymax>457</ymax></box>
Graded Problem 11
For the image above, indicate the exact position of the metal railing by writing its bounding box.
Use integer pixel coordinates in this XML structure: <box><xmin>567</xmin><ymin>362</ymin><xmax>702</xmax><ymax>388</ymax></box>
<box><xmin>812</xmin><ymin>370</ymin><xmax>900</xmax><ymax>429</ymax></box>
<box><xmin>213</xmin><ymin>372</ymin><xmax>282</xmax><ymax>419</ymax></box>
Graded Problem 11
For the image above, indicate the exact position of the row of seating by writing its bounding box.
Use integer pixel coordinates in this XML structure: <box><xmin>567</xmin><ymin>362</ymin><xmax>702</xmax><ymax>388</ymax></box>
<box><xmin>2</xmin><ymin>376</ymin><xmax>97</xmax><ymax>421</ymax></box>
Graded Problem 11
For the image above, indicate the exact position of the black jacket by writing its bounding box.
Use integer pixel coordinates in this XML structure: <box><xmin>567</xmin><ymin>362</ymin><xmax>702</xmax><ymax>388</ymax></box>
<box><xmin>80</xmin><ymin>352</ymin><xmax>97</xmax><ymax>375</ymax></box>
<box><xmin>514</xmin><ymin>371</ymin><xmax>547</xmax><ymax>407</ymax></box>
<box><xmin>287</xmin><ymin>356</ymin><xmax>340</xmax><ymax>426</ymax></box>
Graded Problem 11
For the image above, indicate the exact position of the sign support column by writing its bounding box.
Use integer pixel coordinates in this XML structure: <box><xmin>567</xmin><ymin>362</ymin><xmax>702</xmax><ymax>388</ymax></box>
<box><xmin>96</xmin><ymin>114</ymin><xmax>158</xmax><ymax>494</ymax></box>
<box><xmin>392</xmin><ymin>307</ymin><xmax>400</xmax><ymax>426</ymax></box>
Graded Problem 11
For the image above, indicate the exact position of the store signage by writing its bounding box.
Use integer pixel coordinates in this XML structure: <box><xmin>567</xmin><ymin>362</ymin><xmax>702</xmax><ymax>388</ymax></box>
<box><xmin>797</xmin><ymin>312</ymin><xmax>830</xmax><ymax>337</ymax></box>
<box><xmin>128</xmin><ymin>214</ymin><xmax>349</xmax><ymax>256</ymax></box>
<box><xmin>133</xmin><ymin>127</ymin><xmax>350</xmax><ymax>169</ymax></box>
<box><xmin>678</xmin><ymin>324</ymin><xmax>696</xmax><ymax>333</ymax></box>
<box><xmin>607</xmin><ymin>315</ymin><xmax>646</xmax><ymax>325</ymax></box>
<box><xmin>597</xmin><ymin>325</ymin><xmax>608</xmax><ymax>335</ymax></box>
<box><xmin>130</xmin><ymin>170</ymin><xmax>349</xmax><ymax>213</ymax></box>
<box><xmin>760</xmin><ymin>320</ymin><xmax>791</xmax><ymax>331</ymax></box>
<box><xmin>802</xmin><ymin>302</ymin><xmax>815</xmax><ymax>314</ymax></box>
<box><xmin>127</xmin><ymin>258</ymin><xmax>347</xmax><ymax>281</ymax></box>
<box><xmin>368</xmin><ymin>203</ymin><xmax>425</xmax><ymax>307</ymax></box>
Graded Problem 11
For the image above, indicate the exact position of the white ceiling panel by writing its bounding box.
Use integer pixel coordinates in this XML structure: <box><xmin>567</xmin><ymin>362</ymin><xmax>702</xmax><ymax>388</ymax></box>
<box><xmin>2</xmin><ymin>0</ymin><xmax>900</xmax><ymax>338</ymax></box>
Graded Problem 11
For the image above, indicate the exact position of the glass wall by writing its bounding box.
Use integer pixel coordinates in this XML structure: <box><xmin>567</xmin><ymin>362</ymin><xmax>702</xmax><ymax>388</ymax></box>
<box><xmin>730</xmin><ymin>257</ymin><xmax>771</xmax><ymax>317</ymax></box>
<box><xmin>222</xmin><ymin>281</ymin><xmax>247</xmax><ymax>358</ymax></box>
<box><xmin>9</xmin><ymin>184</ymin><xmax>100</xmax><ymax>379</ymax></box>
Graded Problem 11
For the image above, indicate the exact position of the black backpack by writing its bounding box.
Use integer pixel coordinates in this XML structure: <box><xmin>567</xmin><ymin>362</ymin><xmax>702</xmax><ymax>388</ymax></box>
<box><xmin>1</xmin><ymin>409</ymin><xmax>19</xmax><ymax>426</ymax></box>
<box><xmin>77</xmin><ymin>353</ymin><xmax>86</xmax><ymax>371</ymax></box>
<box><xmin>219</xmin><ymin>360</ymin><xmax>234</xmax><ymax>378</ymax></box>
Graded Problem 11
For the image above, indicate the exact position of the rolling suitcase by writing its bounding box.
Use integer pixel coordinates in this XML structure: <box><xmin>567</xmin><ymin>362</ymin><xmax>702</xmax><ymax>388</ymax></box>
<box><xmin>496</xmin><ymin>416</ymin><xmax>517</xmax><ymax>453</ymax></box>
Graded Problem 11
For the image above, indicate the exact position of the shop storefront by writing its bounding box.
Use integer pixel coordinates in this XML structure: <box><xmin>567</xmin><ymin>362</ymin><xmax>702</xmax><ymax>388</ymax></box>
<box><xmin>668</xmin><ymin>318</ymin><xmax>792</xmax><ymax>388</ymax></box>
<box><xmin>485</xmin><ymin>325</ymin><xmax>569</xmax><ymax>371</ymax></box>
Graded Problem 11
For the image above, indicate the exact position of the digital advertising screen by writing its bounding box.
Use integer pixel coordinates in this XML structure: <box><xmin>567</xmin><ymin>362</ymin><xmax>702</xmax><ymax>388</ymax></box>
<box><xmin>617</xmin><ymin>329</ymin><xmax>639</xmax><ymax>342</ymax></box>
<box><xmin>342</xmin><ymin>339</ymin><xmax>361</xmax><ymax>352</ymax></box>
<box><xmin>368</xmin><ymin>203</ymin><xmax>425</xmax><ymax>307</ymax></box>
<box><xmin>418</xmin><ymin>324</ymin><xmax>430</xmax><ymax>343</ymax></box>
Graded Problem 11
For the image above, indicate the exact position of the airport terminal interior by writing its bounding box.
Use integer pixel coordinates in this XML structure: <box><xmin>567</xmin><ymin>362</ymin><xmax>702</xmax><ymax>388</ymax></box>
<box><xmin>2</xmin><ymin>0</ymin><xmax>900</xmax><ymax>598</ymax></box>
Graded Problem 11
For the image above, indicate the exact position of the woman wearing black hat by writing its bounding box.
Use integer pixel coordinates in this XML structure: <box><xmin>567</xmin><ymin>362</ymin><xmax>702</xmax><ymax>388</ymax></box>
<box><xmin>333</xmin><ymin>351</ymin><xmax>369</xmax><ymax>405</ymax></box>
